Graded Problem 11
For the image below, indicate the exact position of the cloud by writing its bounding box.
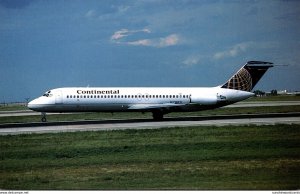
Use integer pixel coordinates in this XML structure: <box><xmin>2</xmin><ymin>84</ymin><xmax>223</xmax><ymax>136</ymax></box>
<box><xmin>127</xmin><ymin>39</ymin><xmax>152</xmax><ymax>46</ymax></box>
<box><xmin>85</xmin><ymin>9</ymin><xmax>97</xmax><ymax>18</ymax></box>
<box><xmin>128</xmin><ymin>34</ymin><xmax>180</xmax><ymax>48</ymax></box>
<box><xmin>182</xmin><ymin>55</ymin><xmax>203</xmax><ymax>67</ymax></box>
<box><xmin>184</xmin><ymin>41</ymin><xmax>276</xmax><ymax>68</ymax></box>
<box><xmin>85</xmin><ymin>9</ymin><xmax>96</xmax><ymax>18</ymax></box>
<box><xmin>85</xmin><ymin>5</ymin><xmax>131</xmax><ymax>20</ymax></box>
<box><xmin>111</xmin><ymin>28</ymin><xmax>151</xmax><ymax>41</ymax></box>
<box><xmin>111</xmin><ymin>29</ymin><xmax>180</xmax><ymax>48</ymax></box>
<box><xmin>213</xmin><ymin>42</ymin><xmax>254</xmax><ymax>60</ymax></box>
<box><xmin>158</xmin><ymin>34</ymin><xmax>179</xmax><ymax>47</ymax></box>
<box><xmin>111</xmin><ymin>29</ymin><xmax>130</xmax><ymax>40</ymax></box>
<box><xmin>213</xmin><ymin>41</ymin><xmax>279</xmax><ymax>60</ymax></box>
<box><xmin>117</xmin><ymin>5</ymin><xmax>130</xmax><ymax>13</ymax></box>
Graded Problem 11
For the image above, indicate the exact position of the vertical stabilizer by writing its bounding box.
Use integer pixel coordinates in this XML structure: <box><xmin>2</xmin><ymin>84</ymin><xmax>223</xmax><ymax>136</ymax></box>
<box><xmin>221</xmin><ymin>61</ymin><xmax>273</xmax><ymax>92</ymax></box>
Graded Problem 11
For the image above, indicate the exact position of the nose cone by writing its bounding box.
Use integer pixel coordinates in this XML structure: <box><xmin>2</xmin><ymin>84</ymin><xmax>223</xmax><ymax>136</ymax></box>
<box><xmin>27</xmin><ymin>99</ymin><xmax>40</xmax><ymax>111</ymax></box>
<box><xmin>27</xmin><ymin>96</ymin><xmax>55</xmax><ymax>112</ymax></box>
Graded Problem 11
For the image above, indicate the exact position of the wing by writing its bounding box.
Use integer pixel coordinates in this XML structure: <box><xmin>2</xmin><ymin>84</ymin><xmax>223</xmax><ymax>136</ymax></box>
<box><xmin>128</xmin><ymin>103</ymin><xmax>187</xmax><ymax>111</ymax></box>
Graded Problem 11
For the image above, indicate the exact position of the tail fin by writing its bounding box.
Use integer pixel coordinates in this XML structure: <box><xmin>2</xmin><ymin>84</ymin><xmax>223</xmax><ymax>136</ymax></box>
<box><xmin>221</xmin><ymin>61</ymin><xmax>273</xmax><ymax>92</ymax></box>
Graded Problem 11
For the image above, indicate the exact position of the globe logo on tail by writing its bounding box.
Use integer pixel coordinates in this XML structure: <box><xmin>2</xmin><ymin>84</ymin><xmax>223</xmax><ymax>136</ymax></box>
<box><xmin>221</xmin><ymin>61</ymin><xmax>273</xmax><ymax>92</ymax></box>
<box><xmin>225</xmin><ymin>67</ymin><xmax>252</xmax><ymax>92</ymax></box>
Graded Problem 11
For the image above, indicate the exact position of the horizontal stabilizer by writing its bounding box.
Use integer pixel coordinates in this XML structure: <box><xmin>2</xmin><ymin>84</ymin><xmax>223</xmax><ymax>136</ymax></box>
<box><xmin>247</xmin><ymin>61</ymin><xmax>273</xmax><ymax>65</ymax></box>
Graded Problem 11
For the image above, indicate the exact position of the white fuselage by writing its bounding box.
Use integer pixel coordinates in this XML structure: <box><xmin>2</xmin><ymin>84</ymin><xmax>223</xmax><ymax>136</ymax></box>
<box><xmin>28</xmin><ymin>87</ymin><xmax>254</xmax><ymax>113</ymax></box>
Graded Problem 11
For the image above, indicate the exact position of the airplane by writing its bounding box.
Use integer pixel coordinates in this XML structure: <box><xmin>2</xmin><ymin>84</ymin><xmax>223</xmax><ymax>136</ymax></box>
<box><xmin>28</xmin><ymin>61</ymin><xmax>273</xmax><ymax>122</ymax></box>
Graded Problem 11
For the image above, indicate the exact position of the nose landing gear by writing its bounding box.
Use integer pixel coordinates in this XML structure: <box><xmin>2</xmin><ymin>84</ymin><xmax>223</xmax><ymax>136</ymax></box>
<box><xmin>41</xmin><ymin>112</ymin><xmax>47</xmax><ymax>122</ymax></box>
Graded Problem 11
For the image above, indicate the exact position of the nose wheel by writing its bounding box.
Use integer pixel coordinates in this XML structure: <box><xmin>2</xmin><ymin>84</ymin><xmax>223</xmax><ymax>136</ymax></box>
<box><xmin>41</xmin><ymin>112</ymin><xmax>47</xmax><ymax>122</ymax></box>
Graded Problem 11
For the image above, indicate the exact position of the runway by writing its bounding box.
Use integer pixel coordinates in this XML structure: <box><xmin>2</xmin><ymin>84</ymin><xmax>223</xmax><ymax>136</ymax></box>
<box><xmin>1</xmin><ymin>113</ymin><xmax>299</xmax><ymax>135</ymax></box>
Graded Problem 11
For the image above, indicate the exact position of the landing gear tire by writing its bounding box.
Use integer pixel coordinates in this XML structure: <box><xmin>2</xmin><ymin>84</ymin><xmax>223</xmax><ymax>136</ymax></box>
<box><xmin>41</xmin><ymin>113</ymin><xmax>47</xmax><ymax>122</ymax></box>
<box><xmin>152</xmin><ymin>111</ymin><xmax>164</xmax><ymax>121</ymax></box>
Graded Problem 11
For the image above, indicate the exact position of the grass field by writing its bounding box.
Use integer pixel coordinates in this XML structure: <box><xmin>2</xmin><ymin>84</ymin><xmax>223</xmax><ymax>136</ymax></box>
<box><xmin>1</xmin><ymin>124</ymin><xmax>299</xmax><ymax>190</ymax></box>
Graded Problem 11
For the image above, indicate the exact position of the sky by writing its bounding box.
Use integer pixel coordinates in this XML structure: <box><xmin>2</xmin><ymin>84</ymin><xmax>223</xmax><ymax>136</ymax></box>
<box><xmin>1</xmin><ymin>0</ymin><xmax>300</xmax><ymax>102</ymax></box>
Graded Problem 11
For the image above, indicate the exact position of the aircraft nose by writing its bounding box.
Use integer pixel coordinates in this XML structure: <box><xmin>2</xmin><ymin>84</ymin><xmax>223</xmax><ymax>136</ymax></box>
<box><xmin>27</xmin><ymin>99</ymin><xmax>40</xmax><ymax>111</ymax></box>
<box><xmin>27</xmin><ymin>100</ymin><xmax>35</xmax><ymax>110</ymax></box>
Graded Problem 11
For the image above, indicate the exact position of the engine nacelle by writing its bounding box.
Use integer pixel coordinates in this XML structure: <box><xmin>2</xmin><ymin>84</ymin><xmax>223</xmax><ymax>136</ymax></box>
<box><xmin>190</xmin><ymin>95</ymin><xmax>217</xmax><ymax>105</ymax></box>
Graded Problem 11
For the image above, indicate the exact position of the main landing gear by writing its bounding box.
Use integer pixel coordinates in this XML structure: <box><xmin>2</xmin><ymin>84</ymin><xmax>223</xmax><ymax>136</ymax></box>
<box><xmin>152</xmin><ymin>111</ymin><xmax>164</xmax><ymax>121</ymax></box>
<box><xmin>41</xmin><ymin>112</ymin><xmax>47</xmax><ymax>122</ymax></box>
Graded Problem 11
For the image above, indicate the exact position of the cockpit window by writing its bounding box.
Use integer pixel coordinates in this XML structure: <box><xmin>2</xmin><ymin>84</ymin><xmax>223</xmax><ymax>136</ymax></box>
<box><xmin>43</xmin><ymin>90</ymin><xmax>52</xmax><ymax>97</ymax></box>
